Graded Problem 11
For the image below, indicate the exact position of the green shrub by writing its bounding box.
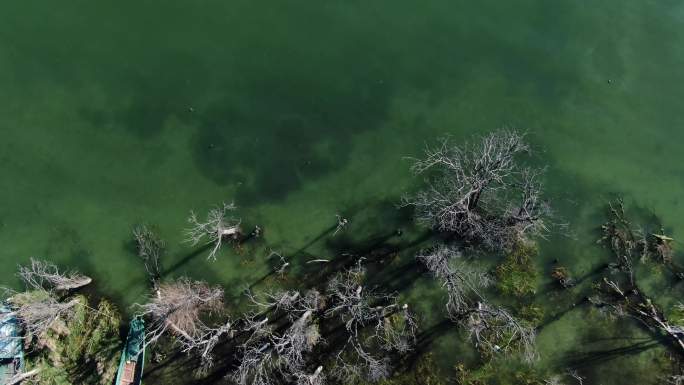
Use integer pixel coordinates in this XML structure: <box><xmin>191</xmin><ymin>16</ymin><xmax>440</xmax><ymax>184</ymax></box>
<box><xmin>495</xmin><ymin>243</ymin><xmax>539</xmax><ymax>298</ymax></box>
<box><xmin>27</xmin><ymin>296</ymin><xmax>122</xmax><ymax>385</ymax></box>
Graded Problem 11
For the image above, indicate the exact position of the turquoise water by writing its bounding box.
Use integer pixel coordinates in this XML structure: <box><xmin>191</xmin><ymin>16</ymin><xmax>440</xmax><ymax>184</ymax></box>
<box><xmin>2</xmin><ymin>0</ymin><xmax>684</xmax><ymax>383</ymax></box>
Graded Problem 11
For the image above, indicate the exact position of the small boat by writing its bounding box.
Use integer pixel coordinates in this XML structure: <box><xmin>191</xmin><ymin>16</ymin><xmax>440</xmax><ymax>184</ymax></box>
<box><xmin>0</xmin><ymin>304</ymin><xmax>23</xmax><ymax>384</ymax></box>
<box><xmin>115</xmin><ymin>317</ymin><xmax>146</xmax><ymax>385</ymax></box>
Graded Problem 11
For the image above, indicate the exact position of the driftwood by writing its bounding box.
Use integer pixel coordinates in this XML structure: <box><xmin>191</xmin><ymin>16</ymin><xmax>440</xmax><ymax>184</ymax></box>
<box><xmin>3</xmin><ymin>260</ymin><xmax>89</xmax><ymax>340</ymax></box>
<box><xmin>185</xmin><ymin>202</ymin><xmax>242</xmax><ymax>261</ymax></box>
<box><xmin>4</xmin><ymin>368</ymin><xmax>41</xmax><ymax>385</ymax></box>
<box><xmin>597</xmin><ymin>278</ymin><xmax>684</xmax><ymax>352</ymax></box>
<box><xmin>595</xmin><ymin>199</ymin><xmax>684</xmax><ymax>354</ymax></box>
<box><xmin>18</xmin><ymin>258</ymin><xmax>91</xmax><ymax>292</ymax></box>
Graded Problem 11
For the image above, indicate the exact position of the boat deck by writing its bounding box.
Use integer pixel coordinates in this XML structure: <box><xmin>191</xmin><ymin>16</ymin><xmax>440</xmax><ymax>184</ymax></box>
<box><xmin>119</xmin><ymin>361</ymin><xmax>137</xmax><ymax>385</ymax></box>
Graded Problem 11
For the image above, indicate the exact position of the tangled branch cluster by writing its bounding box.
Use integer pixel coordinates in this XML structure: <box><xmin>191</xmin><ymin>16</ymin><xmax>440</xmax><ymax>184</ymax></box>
<box><xmin>18</xmin><ymin>258</ymin><xmax>91</xmax><ymax>292</ymax></box>
<box><xmin>404</xmin><ymin>129</ymin><xmax>551</xmax><ymax>251</ymax></box>
<box><xmin>593</xmin><ymin>200</ymin><xmax>684</xmax><ymax>353</ymax></box>
<box><xmin>185</xmin><ymin>202</ymin><xmax>242</xmax><ymax>261</ymax></box>
<box><xmin>417</xmin><ymin>245</ymin><xmax>536</xmax><ymax>361</ymax></box>
<box><xmin>325</xmin><ymin>266</ymin><xmax>418</xmax><ymax>383</ymax></box>
<box><xmin>234</xmin><ymin>291</ymin><xmax>324</xmax><ymax>385</ymax></box>
<box><xmin>465</xmin><ymin>302</ymin><xmax>537</xmax><ymax>362</ymax></box>
<box><xmin>136</xmin><ymin>278</ymin><xmax>224</xmax><ymax>348</ymax></box>
<box><xmin>133</xmin><ymin>224</ymin><xmax>165</xmax><ymax>282</ymax></box>
<box><xmin>417</xmin><ymin>245</ymin><xmax>491</xmax><ymax>318</ymax></box>
<box><xmin>3</xmin><ymin>259</ymin><xmax>91</xmax><ymax>340</ymax></box>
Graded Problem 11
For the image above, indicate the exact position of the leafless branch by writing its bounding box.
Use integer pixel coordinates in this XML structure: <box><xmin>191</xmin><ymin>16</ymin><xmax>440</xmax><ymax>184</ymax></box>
<box><xmin>233</xmin><ymin>315</ymin><xmax>277</xmax><ymax>385</ymax></box>
<box><xmin>333</xmin><ymin>215</ymin><xmax>349</xmax><ymax>236</ymax></box>
<box><xmin>18</xmin><ymin>258</ymin><xmax>91</xmax><ymax>292</ymax></box>
<box><xmin>268</xmin><ymin>251</ymin><xmax>290</xmax><ymax>276</ymax></box>
<box><xmin>566</xmin><ymin>369</ymin><xmax>585</xmax><ymax>385</ymax></box>
<box><xmin>5</xmin><ymin>289</ymin><xmax>79</xmax><ymax>340</ymax></box>
<box><xmin>133</xmin><ymin>224</ymin><xmax>164</xmax><ymax>283</ymax></box>
<box><xmin>417</xmin><ymin>245</ymin><xmax>491</xmax><ymax>319</ymax></box>
<box><xmin>403</xmin><ymin>129</ymin><xmax>551</xmax><ymax>250</ymax></box>
<box><xmin>135</xmin><ymin>278</ymin><xmax>224</xmax><ymax>347</ymax></box>
<box><xmin>325</xmin><ymin>266</ymin><xmax>417</xmax><ymax>383</ymax></box>
<box><xmin>184</xmin><ymin>202</ymin><xmax>242</xmax><ymax>261</ymax></box>
<box><xmin>183</xmin><ymin>321</ymin><xmax>234</xmax><ymax>376</ymax></box>
<box><xmin>464</xmin><ymin>301</ymin><xmax>537</xmax><ymax>362</ymax></box>
<box><xmin>295</xmin><ymin>366</ymin><xmax>325</xmax><ymax>385</ymax></box>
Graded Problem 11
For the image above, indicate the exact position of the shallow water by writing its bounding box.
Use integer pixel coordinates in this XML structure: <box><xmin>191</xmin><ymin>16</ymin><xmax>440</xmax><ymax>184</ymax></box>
<box><xmin>1</xmin><ymin>0</ymin><xmax>684</xmax><ymax>383</ymax></box>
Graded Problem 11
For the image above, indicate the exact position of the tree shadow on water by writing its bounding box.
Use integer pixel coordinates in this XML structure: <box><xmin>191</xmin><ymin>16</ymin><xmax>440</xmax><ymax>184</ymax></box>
<box><xmin>161</xmin><ymin>243</ymin><xmax>213</xmax><ymax>279</ymax></box>
<box><xmin>563</xmin><ymin>338</ymin><xmax>661</xmax><ymax>369</ymax></box>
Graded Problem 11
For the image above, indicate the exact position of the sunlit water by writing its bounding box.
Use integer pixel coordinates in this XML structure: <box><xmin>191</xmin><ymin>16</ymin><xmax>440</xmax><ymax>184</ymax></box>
<box><xmin>1</xmin><ymin>0</ymin><xmax>684</xmax><ymax>383</ymax></box>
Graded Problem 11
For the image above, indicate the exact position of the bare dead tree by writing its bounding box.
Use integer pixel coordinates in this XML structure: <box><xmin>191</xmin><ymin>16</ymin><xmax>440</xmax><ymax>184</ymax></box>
<box><xmin>598</xmin><ymin>199</ymin><xmax>639</xmax><ymax>282</ymax></box>
<box><xmin>135</xmin><ymin>278</ymin><xmax>224</xmax><ymax>346</ymax></box>
<box><xmin>594</xmin><ymin>278</ymin><xmax>684</xmax><ymax>352</ymax></box>
<box><xmin>403</xmin><ymin>129</ymin><xmax>551</xmax><ymax>250</ymax></box>
<box><xmin>593</xmin><ymin>199</ymin><xmax>684</xmax><ymax>355</ymax></box>
<box><xmin>417</xmin><ymin>245</ymin><xmax>491</xmax><ymax>319</ymax></box>
<box><xmin>325</xmin><ymin>266</ymin><xmax>418</xmax><ymax>383</ymax></box>
<box><xmin>296</xmin><ymin>366</ymin><xmax>325</xmax><ymax>385</ymax></box>
<box><xmin>133</xmin><ymin>224</ymin><xmax>164</xmax><ymax>284</ymax></box>
<box><xmin>2</xmin><ymin>259</ymin><xmax>90</xmax><ymax>340</ymax></box>
<box><xmin>18</xmin><ymin>258</ymin><xmax>91</xmax><ymax>292</ymax></box>
<box><xmin>232</xmin><ymin>315</ymin><xmax>278</xmax><ymax>385</ymax></box>
<box><xmin>247</xmin><ymin>289</ymin><xmax>322</xmax><ymax>322</ymax></box>
<box><xmin>4</xmin><ymin>289</ymin><xmax>80</xmax><ymax>340</ymax></box>
<box><xmin>331</xmin><ymin>344</ymin><xmax>390</xmax><ymax>384</ymax></box>
<box><xmin>417</xmin><ymin>245</ymin><xmax>536</xmax><ymax>361</ymax></box>
<box><xmin>543</xmin><ymin>376</ymin><xmax>564</xmax><ymax>385</ymax></box>
<box><xmin>183</xmin><ymin>321</ymin><xmax>234</xmax><ymax>377</ymax></box>
<box><xmin>272</xmin><ymin>310</ymin><xmax>321</xmax><ymax>374</ymax></box>
<box><xmin>238</xmin><ymin>290</ymin><xmax>326</xmax><ymax>383</ymax></box>
<box><xmin>184</xmin><ymin>202</ymin><xmax>242</xmax><ymax>261</ymax></box>
<box><xmin>374</xmin><ymin>303</ymin><xmax>418</xmax><ymax>353</ymax></box>
<box><xmin>233</xmin><ymin>341</ymin><xmax>276</xmax><ymax>385</ymax></box>
<box><xmin>464</xmin><ymin>301</ymin><xmax>537</xmax><ymax>362</ymax></box>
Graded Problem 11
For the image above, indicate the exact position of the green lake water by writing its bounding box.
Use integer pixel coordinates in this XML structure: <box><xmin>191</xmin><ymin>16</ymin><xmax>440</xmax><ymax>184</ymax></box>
<box><xmin>2</xmin><ymin>1</ymin><xmax>684</xmax><ymax>383</ymax></box>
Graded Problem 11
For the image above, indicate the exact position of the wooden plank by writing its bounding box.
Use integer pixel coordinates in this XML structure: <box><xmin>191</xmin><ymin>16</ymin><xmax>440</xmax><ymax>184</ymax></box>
<box><xmin>120</xmin><ymin>361</ymin><xmax>136</xmax><ymax>385</ymax></box>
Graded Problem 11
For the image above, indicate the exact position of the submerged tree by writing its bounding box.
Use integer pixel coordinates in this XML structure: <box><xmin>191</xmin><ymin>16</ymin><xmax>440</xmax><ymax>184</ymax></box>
<box><xmin>325</xmin><ymin>265</ymin><xmax>418</xmax><ymax>383</ymax></box>
<box><xmin>136</xmin><ymin>277</ymin><xmax>225</xmax><ymax>348</ymax></box>
<box><xmin>417</xmin><ymin>245</ymin><xmax>536</xmax><ymax>362</ymax></box>
<box><xmin>3</xmin><ymin>259</ymin><xmax>92</xmax><ymax>340</ymax></box>
<box><xmin>135</xmin><ymin>277</ymin><xmax>236</xmax><ymax>375</ymax></box>
<box><xmin>185</xmin><ymin>202</ymin><xmax>243</xmax><ymax>261</ymax></box>
<box><xmin>417</xmin><ymin>245</ymin><xmax>491</xmax><ymax>318</ymax></box>
<box><xmin>592</xmin><ymin>199</ymin><xmax>684</xmax><ymax>354</ymax></box>
<box><xmin>18</xmin><ymin>258</ymin><xmax>92</xmax><ymax>292</ymax></box>
<box><xmin>403</xmin><ymin>130</ymin><xmax>551</xmax><ymax>251</ymax></box>
<box><xmin>464</xmin><ymin>302</ymin><xmax>537</xmax><ymax>362</ymax></box>
<box><xmin>233</xmin><ymin>264</ymin><xmax>418</xmax><ymax>385</ymax></box>
<box><xmin>133</xmin><ymin>224</ymin><xmax>165</xmax><ymax>284</ymax></box>
<box><xmin>232</xmin><ymin>309</ymin><xmax>323</xmax><ymax>385</ymax></box>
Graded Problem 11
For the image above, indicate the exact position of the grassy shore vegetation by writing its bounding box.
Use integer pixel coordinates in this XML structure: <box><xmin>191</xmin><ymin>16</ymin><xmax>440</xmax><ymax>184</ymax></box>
<box><xmin>495</xmin><ymin>242</ymin><xmax>539</xmax><ymax>298</ymax></box>
<box><xmin>454</xmin><ymin>359</ymin><xmax>551</xmax><ymax>385</ymax></box>
<box><xmin>24</xmin><ymin>295</ymin><xmax>121</xmax><ymax>385</ymax></box>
